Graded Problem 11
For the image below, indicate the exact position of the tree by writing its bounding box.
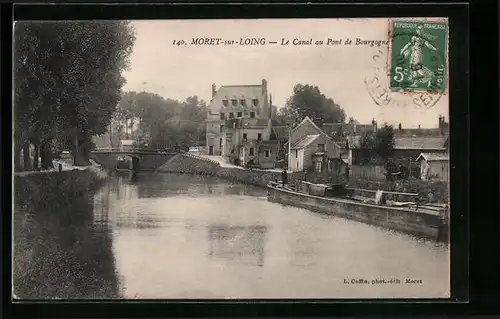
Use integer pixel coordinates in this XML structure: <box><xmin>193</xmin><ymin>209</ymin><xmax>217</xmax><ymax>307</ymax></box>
<box><xmin>359</xmin><ymin>131</ymin><xmax>376</xmax><ymax>164</ymax></box>
<box><xmin>375</xmin><ymin>124</ymin><xmax>395</xmax><ymax>159</ymax></box>
<box><xmin>13</xmin><ymin>21</ymin><xmax>136</xmax><ymax>169</ymax></box>
<box><xmin>281</xmin><ymin>84</ymin><xmax>346</xmax><ymax>127</ymax></box>
<box><xmin>113</xmin><ymin>91</ymin><xmax>208</xmax><ymax>150</ymax></box>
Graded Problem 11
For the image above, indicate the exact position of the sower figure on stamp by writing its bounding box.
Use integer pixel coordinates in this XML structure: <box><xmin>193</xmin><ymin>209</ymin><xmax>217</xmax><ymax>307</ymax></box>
<box><xmin>281</xmin><ymin>168</ymin><xmax>288</xmax><ymax>187</ymax></box>
<box><xmin>400</xmin><ymin>25</ymin><xmax>437</xmax><ymax>87</ymax></box>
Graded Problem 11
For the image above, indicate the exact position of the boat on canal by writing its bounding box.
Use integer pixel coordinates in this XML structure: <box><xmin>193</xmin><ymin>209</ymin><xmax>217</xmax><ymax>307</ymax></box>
<box><xmin>266</xmin><ymin>180</ymin><xmax>449</xmax><ymax>242</ymax></box>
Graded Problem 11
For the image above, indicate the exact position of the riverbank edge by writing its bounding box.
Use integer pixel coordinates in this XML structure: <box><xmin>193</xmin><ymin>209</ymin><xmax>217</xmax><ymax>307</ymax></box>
<box><xmin>13</xmin><ymin>167</ymin><xmax>110</xmax><ymax>298</ymax></box>
<box><xmin>268</xmin><ymin>184</ymin><xmax>449</xmax><ymax>243</ymax></box>
<box><xmin>157</xmin><ymin>153</ymin><xmax>305</xmax><ymax>188</ymax></box>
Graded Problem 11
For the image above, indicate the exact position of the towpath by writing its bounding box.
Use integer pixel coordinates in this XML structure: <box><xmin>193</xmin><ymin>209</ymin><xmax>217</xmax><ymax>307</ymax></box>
<box><xmin>197</xmin><ymin>154</ymin><xmax>285</xmax><ymax>173</ymax></box>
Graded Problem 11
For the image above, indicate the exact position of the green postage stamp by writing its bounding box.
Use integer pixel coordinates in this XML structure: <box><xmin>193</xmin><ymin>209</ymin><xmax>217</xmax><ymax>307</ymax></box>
<box><xmin>389</xmin><ymin>20</ymin><xmax>448</xmax><ymax>93</ymax></box>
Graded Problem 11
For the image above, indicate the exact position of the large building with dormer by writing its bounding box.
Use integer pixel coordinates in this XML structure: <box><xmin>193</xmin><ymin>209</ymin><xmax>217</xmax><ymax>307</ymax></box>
<box><xmin>206</xmin><ymin>79</ymin><xmax>271</xmax><ymax>156</ymax></box>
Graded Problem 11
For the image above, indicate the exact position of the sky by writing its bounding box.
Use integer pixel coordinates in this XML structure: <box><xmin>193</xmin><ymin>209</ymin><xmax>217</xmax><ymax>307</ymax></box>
<box><xmin>122</xmin><ymin>19</ymin><xmax>449</xmax><ymax>129</ymax></box>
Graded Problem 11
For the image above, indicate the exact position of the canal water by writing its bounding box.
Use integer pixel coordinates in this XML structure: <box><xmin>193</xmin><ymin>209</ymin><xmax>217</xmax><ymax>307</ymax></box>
<box><xmin>16</xmin><ymin>172</ymin><xmax>450</xmax><ymax>299</ymax></box>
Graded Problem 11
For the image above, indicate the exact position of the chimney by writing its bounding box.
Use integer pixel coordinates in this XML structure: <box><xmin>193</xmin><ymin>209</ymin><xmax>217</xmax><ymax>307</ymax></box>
<box><xmin>439</xmin><ymin>115</ymin><xmax>446</xmax><ymax>136</ymax></box>
<box><xmin>371</xmin><ymin>118</ymin><xmax>377</xmax><ymax>132</ymax></box>
<box><xmin>212</xmin><ymin>83</ymin><xmax>216</xmax><ymax>98</ymax></box>
<box><xmin>262</xmin><ymin>79</ymin><xmax>268</xmax><ymax>117</ymax></box>
<box><xmin>418</xmin><ymin>124</ymin><xmax>421</xmax><ymax>129</ymax></box>
<box><xmin>398</xmin><ymin>123</ymin><xmax>402</xmax><ymax>131</ymax></box>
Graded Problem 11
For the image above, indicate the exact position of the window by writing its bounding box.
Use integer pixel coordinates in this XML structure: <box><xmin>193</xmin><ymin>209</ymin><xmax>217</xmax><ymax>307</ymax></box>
<box><xmin>229</xmin><ymin>112</ymin><xmax>234</xmax><ymax>119</ymax></box>
<box><xmin>240</xmin><ymin>99</ymin><xmax>246</xmax><ymax>106</ymax></box>
<box><xmin>295</xmin><ymin>150</ymin><xmax>298</xmax><ymax>157</ymax></box>
<box><xmin>252</xmin><ymin>99</ymin><xmax>259</xmax><ymax>106</ymax></box>
<box><xmin>219</xmin><ymin>138</ymin><xmax>222</xmax><ymax>147</ymax></box>
<box><xmin>237</xmin><ymin>111</ymin><xmax>242</xmax><ymax>117</ymax></box>
<box><xmin>250</xmin><ymin>112</ymin><xmax>256</xmax><ymax>118</ymax></box>
<box><xmin>231</xmin><ymin>99</ymin><xmax>237</xmax><ymax>106</ymax></box>
<box><xmin>222</xmin><ymin>99</ymin><xmax>228</xmax><ymax>107</ymax></box>
<box><xmin>265</xmin><ymin>150</ymin><xmax>270</xmax><ymax>157</ymax></box>
<box><xmin>249</xmin><ymin>147</ymin><xmax>255</xmax><ymax>156</ymax></box>
<box><xmin>317</xmin><ymin>143</ymin><xmax>325</xmax><ymax>152</ymax></box>
<box><xmin>220</xmin><ymin>113</ymin><xmax>225</xmax><ymax>120</ymax></box>
<box><xmin>243</xmin><ymin>133</ymin><xmax>247</xmax><ymax>141</ymax></box>
<box><xmin>257</xmin><ymin>133</ymin><xmax>262</xmax><ymax>141</ymax></box>
<box><xmin>220</xmin><ymin>124</ymin><xmax>224</xmax><ymax>133</ymax></box>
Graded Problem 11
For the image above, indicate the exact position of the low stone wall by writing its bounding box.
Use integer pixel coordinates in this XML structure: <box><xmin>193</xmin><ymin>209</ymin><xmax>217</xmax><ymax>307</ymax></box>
<box><xmin>268</xmin><ymin>185</ymin><xmax>447</xmax><ymax>241</ymax></box>
<box><xmin>157</xmin><ymin>153</ymin><xmax>305</xmax><ymax>187</ymax></box>
<box><xmin>347</xmin><ymin>178</ymin><xmax>448</xmax><ymax>203</ymax></box>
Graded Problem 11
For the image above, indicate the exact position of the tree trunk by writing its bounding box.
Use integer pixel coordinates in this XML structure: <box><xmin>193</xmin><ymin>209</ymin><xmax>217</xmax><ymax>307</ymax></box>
<box><xmin>22</xmin><ymin>142</ymin><xmax>31</xmax><ymax>171</ymax></box>
<box><xmin>109</xmin><ymin>124</ymin><xmax>113</xmax><ymax>148</ymax></box>
<box><xmin>71</xmin><ymin>134</ymin><xmax>91</xmax><ymax>166</ymax></box>
<box><xmin>40</xmin><ymin>139</ymin><xmax>54</xmax><ymax>170</ymax></box>
<box><xmin>14</xmin><ymin>143</ymin><xmax>22</xmax><ymax>172</ymax></box>
<box><xmin>33</xmin><ymin>143</ymin><xmax>40</xmax><ymax>171</ymax></box>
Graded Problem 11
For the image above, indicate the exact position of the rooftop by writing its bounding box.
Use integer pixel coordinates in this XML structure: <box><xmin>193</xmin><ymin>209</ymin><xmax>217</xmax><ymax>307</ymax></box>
<box><xmin>210</xmin><ymin>84</ymin><xmax>264</xmax><ymax>111</ymax></box>
<box><xmin>417</xmin><ymin>152</ymin><xmax>449</xmax><ymax>162</ymax></box>
<box><xmin>394</xmin><ymin>136</ymin><xmax>447</xmax><ymax>150</ymax></box>
<box><xmin>291</xmin><ymin>134</ymin><xmax>320</xmax><ymax>149</ymax></box>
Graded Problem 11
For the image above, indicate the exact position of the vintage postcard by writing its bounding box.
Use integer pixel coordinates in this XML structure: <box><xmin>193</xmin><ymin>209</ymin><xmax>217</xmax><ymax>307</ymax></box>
<box><xmin>13</xmin><ymin>18</ymin><xmax>450</xmax><ymax>300</ymax></box>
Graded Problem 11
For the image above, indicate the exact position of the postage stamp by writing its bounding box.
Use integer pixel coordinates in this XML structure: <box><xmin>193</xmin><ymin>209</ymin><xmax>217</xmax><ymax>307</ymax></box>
<box><xmin>389</xmin><ymin>20</ymin><xmax>448</xmax><ymax>93</ymax></box>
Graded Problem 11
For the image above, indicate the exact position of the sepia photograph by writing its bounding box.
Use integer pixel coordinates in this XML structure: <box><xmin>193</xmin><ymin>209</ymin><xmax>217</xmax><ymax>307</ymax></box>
<box><xmin>13</xmin><ymin>18</ymin><xmax>450</xmax><ymax>300</ymax></box>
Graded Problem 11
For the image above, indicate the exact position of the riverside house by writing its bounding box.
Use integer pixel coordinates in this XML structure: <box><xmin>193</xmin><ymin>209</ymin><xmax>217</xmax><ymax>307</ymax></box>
<box><xmin>222</xmin><ymin>117</ymin><xmax>280</xmax><ymax>169</ymax></box>
<box><xmin>285</xmin><ymin>116</ymin><xmax>343</xmax><ymax>175</ymax></box>
<box><xmin>205</xmin><ymin>79</ymin><xmax>271</xmax><ymax>156</ymax></box>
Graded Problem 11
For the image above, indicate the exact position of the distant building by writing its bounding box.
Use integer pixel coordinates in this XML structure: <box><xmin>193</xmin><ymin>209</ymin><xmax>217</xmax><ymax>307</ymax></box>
<box><xmin>120</xmin><ymin>139</ymin><xmax>136</xmax><ymax>151</ymax></box>
<box><xmin>417</xmin><ymin>152</ymin><xmax>449</xmax><ymax>181</ymax></box>
<box><xmin>392</xmin><ymin>136</ymin><xmax>447</xmax><ymax>160</ymax></box>
<box><xmin>222</xmin><ymin>117</ymin><xmax>279</xmax><ymax>168</ymax></box>
<box><xmin>394</xmin><ymin>115</ymin><xmax>449</xmax><ymax>137</ymax></box>
<box><xmin>322</xmin><ymin>120</ymin><xmax>377</xmax><ymax>140</ymax></box>
<box><xmin>206</xmin><ymin>79</ymin><xmax>271</xmax><ymax>156</ymax></box>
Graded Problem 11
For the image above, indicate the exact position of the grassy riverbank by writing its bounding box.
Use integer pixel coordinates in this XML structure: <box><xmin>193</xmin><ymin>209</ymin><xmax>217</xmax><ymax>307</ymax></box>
<box><xmin>13</xmin><ymin>169</ymin><xmax>121</xmax><ymax>299</ymax></box>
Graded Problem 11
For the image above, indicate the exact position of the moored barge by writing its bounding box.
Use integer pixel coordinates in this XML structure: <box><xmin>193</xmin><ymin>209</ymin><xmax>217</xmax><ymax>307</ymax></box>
<box><xmin>266</xmin><ymin>181</ymin><xmax>449</xmax><ymax>242</ymax></box>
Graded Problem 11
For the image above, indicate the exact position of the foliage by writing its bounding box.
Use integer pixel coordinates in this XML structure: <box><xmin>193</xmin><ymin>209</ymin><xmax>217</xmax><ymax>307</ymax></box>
<box><xmin>111</xmin><ymin>91</ymin><xmax>207</xmax><ymax>150</ymax></box>
<box><xmin>374</xmin><ymin>124</ymin><xmax>395</xmax><ymax>159</ymax></box>
<box><xmin>358</xmin><ymin>123</ymin><xmax>395</xmax><ymax>162</ymax></box>
<box><xmin>359</xmin><ymin>132</ymin><xmax>376</xmax><ymax>163</ymax></box>
<box><xmin>278</xmin><ymin>84</ymin><xmax>346</xmax><ymax>126</ymax></box>
<box><xmin>14</xmin><ymin>21</ymin><xmax>136</xmax><ymax>169</ymax></box>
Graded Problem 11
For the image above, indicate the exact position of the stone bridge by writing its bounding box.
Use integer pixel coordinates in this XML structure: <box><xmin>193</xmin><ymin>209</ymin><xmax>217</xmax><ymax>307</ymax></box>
<box><xmin>90</xmin><ymin>148</ymin><xmax>177</xmax><ymax>171</ymax></box>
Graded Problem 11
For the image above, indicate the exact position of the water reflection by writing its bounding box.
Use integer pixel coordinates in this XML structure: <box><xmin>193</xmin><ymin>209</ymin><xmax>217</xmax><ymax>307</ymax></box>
<box><xmin>13</xmin><ymin>183</ymin><xmax>120</xmax><ymax>299</ymax></box>
<box><xmin>107</xmin><ymin>172</ymin><xmax>267</xmax><ymax>199</ymax></box>
<box><xmin>208</xmin><ymin>225</ymin><xmax>267</xmax><ymax>267</ymax></box>
<box><xmin>14</xmin><ymin>172</ymin><xmax>450</xmax><ymax>299</ymax></box>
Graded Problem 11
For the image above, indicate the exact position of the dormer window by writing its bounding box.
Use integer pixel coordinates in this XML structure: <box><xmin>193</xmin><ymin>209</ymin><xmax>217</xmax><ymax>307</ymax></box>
<box><xmin>231</xmin><ymin>99</ymin><xmax>237</xmax><ymax>106</ymax></box>
<box><xmin>240</xmin><ymin>99</ymin><xmax>246</xmax><ymax>106</ymax></box>
<box><xmin>252</xmin><ymin>99</ymin><xmax>259</xmax><ymax>106</ymax></box>
<box><xmin>222</xmin><ymin>99</ymin><xmax>228</xmax><ymax>107</ymax></box>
